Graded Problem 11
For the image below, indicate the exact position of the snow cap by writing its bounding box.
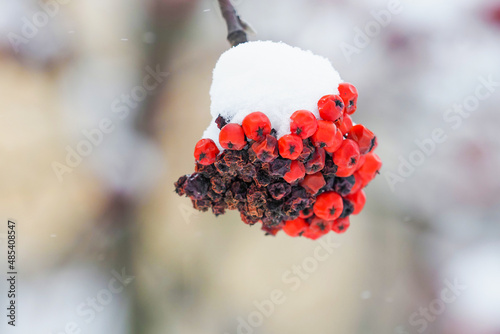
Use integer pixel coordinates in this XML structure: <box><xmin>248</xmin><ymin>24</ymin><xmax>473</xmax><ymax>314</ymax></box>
<box><xmin>204</xmin><ymin>41</ymin><xmax>343</xmax><ymax>147</ymax></box>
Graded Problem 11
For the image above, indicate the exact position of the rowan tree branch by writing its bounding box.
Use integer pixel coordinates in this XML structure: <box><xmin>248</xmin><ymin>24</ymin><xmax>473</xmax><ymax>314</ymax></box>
<box><xmin>218</xmin><ymin>0</ymin><xmax>248</xmax><ymax>47</ymax></box>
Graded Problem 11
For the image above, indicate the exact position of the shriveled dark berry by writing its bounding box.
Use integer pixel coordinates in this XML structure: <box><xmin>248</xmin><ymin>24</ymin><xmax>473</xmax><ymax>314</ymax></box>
<box><xmin>333</xmin><ymin>175</ymin><xmax>355</xmax><ymax>196</ymax></box>
<box><xmin>339</xmin><ymin>198</ymin><xmax>354</xmax><ymax>218</ymax></box>
<box><xmin>304</xmin><ymin>147</ymin><xmax>326</xmax><ymax>174</ymax></box>
<box><xmin>214</xmin><ymin>158</ymin><xmax>230</xmax><ymax>174</ymax></box>
<box><xmin>224</xmin><ymin>149</ymin><xmax>248</xmax><ymax>165</ymax></box>
<box><xmin>211</xmin><ymin>177</ymin><xmax>227</xmax><ymax>194</ymax></box>
<box><xmin>322</xmin><ymin>175</ymin><xmax>336</xmax><ymax>192</ymax></box>
<box><xmin>269</xmin><ymin>158</ymin><xmax>292</xmax><ymax>177</ymax></box>
<box><xmin>323</xmin><ymin>158</ymin><xmax>338</xmax><ymax>176</ymax></box>
<box><xmin>298</xmin><ymin>139</ymin><xmax>314</xmax><ymax>162</ymax></box>
<box><xmin>207</xmin><ymin>189</ymin><xmax>223</xmax><ymax>201</ymax></box>
<box><xmin>212</xmin><ymin>201</ymin><xmax>226</xmax><ymax>216</ymax></box>
<box><xmin>238</xmin><ymin>163</ymin><xmax>257</xmax><ymax>182</ymax></box>
<box><xmin>174</xmin><ymin>175</ymin><xmax>188</xmax><ymax>196</ymax></box>
<box><xmin>195</xmin><ymin>163</ymin><xmax>217</xmax><ymax>176</ymax></box>
<box><xmin>231</xmin><ymin>181</ymin><xmax>248</xmax><ymax>202</ymax></box>
<box><xmin>225</xmin><ymin>191</ymin><xmax>239</xmax><ymax>210</ymax></box>
<box><xmin>184</xmin><ymin>173</ymin><xmax>209</xmax><ymax>200</ymax></box>
<box><xmin>251</xmin><ymin>134</ymin><xmax>278</xmax><ymax>162</ymax></box>
<box><xmin>192</xmin><ymin>198</ymin><xmax>210</xmax><ymax>212</ymax></box>
<box><xmin>254</xmin><ymin>169</ymin><xmax>272</xmax><ymax>187</ymax></box>
<box><xmin>268</xmin><ymin>182</ymin><xmax>292</xmax><ymax>200</ymax></box>
<box><xmin>247</xmin><ymin>186</ymin><xmax>267</xmax><ymax>208</ymax></box>
<box><xmin>215</xmin><ymin>114</ymin><xmax>228</xmax><ymax>129</ymax></box>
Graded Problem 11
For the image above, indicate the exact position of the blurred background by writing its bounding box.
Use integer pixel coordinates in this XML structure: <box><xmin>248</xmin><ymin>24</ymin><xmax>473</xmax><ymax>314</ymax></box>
<box><xmin>0</xmin><ymin>0</ymin><xmax>500</xmax><ymax>333</ymax></box>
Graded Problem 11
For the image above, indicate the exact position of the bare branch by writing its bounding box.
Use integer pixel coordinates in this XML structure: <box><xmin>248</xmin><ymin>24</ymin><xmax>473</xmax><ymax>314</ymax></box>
<box><xmin>218</xmin><ymin>0</ymin><xmax>248</xmax><ymax>47</ymax></box>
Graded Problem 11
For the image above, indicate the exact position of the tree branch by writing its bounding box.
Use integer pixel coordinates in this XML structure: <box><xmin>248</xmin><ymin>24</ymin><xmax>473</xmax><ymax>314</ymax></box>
<box><xmin>218</xmin><ymin>0</ymin><xmax>248</xmax><ymax>47</ymax></box>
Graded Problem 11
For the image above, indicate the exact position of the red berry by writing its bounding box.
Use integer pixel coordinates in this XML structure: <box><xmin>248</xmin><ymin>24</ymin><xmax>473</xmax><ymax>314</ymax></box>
<box><xmin>283</xmin><ymin>160</ymin><xmax>306</xmax><ymax>183</ymax></box>
<box><xmin>313</xmin><ymin>191</ymin><xmax>343</xmax><ymax>221</ymax></box>
<box><xmin>311</xmin><ymin>120</ymin><xmax>337</xmax><ymax>148</ymax></box>
<box><xmin>242</xmin><ymin>112</ymin><xmax>272</xmax><ymax>141</ymax></box>
<box><xmin>357</xmin><ymin>152</ymin><xmax>382</xmax><ymax>186</ymax></box>
<box><xmin>333</xmin><ymin>139</ymin><xmax>360</xmax><ymax>170</ymax></box>
<box><xmin>338</xmin><ymin>83</ymin><xmax>358</xmax><ymax>115</ymax></box>
<box><xmin>219</xmin><ymin>123</ymin><xmax>246</xmax><ymax>150</ymax></box>
<box><xmin>331</xmin><ymin>217</ymin><xmax>350</xmax><ymax>234</ymax></box>
<box><xmin>290</xmin><ymin>110</ymin><xmax>318</xmax><ymax>139</ymax></box>
<box><xmin>262</xmin><ymin>224</ymin><xmax>282</xmax><ymax>236</ymax></box>
<box><xmin>278</xmin><ymin>134</ymin><xmax>303</xmax><ymax>160</ymax></box>
<box><xmin>349</xmin><ymin>172</ymin><xmax>363</xmax><ymax>194</ymax></box>
<box><xmin>345</xmin><ymin>190</ymin><xmax>366</xmax><ymax>215</ymax></box>
<box><xmin>304</xmin><ymin>147</ymin><xmax>326</xmax><ymax>174</ymax></box>
<box><xmin>282</xmin><ymin>217</ymin><xmax>308</xmax><ymax>237</ymax></box>
<box><xmin>324</xmin><ymin>126</ymin><xmax>344</xmax><ymax>153</ymax></box>
<box><xmin>303</xmin><ymin>216</ymin><xmax>331</xmax><ymax>240</ymax></box>
<box><xmin>356</xmin><ymin>155</ymin><xmax>366</xmax><ymax>171</ymax></box>
<box><xmin>335</xmin><ymin>164</ymin><xmax>357</xmax><ymax>177</ymax></box>
<box><xmin>194</xmin><ymin>138</ymin><xmax>219</xmax><ymax>165</ymax></box>
<box><xmin>251</xmin><ymin>134</ymin><xmax>278</xmax><ymax>162</ymax></box>
<box><xmin>318</xmin><ymin>95</ymin><xmax>344</xmax><ymax>121</ymax></box>
<box><xmin>299</xmin><ymin>207</ymin><xmax>314</xmax><ymax>219</ymax></box>
<box><xmin>336</xmin><ymin>114</ymin><xmax>353</xmax><ymax>136</ymax></box>
<box><xmin>299</xmin><ymin>172</ymin><xmax>326</xmax><ymax>195</ymax></box>
<box><xmin>348</xmin><ymin>124</ymin><xmax>377</xmax><ymax>155</ymax></box>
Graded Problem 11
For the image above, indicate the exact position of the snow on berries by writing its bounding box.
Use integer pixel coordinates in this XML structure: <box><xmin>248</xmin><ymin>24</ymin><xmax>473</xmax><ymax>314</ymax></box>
<box><xmin>174</xmin><ymin>41</ymin><xmax>381</xmax><ymax>239</ymax></box>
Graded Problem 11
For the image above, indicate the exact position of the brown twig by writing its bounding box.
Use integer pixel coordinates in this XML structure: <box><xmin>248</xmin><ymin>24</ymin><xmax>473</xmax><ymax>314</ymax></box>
<box><xmin>218</xmin><ymin>0</ymin><xmax>248</xmax><ymax>47</ymax></box>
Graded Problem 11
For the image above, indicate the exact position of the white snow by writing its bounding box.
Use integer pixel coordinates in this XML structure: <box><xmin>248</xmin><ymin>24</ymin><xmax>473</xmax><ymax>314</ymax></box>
<box><xmin>203</xmin><ymin>41</ymin><xmax>343</xmax><ymax>147</ymax></box>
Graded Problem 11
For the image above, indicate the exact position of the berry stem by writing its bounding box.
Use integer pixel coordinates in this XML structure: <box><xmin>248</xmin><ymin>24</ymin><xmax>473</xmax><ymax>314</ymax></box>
<box><xmin>218</xmin><ymin>0</ymin><xmax>248</xmax><ymax>47</ymax></box>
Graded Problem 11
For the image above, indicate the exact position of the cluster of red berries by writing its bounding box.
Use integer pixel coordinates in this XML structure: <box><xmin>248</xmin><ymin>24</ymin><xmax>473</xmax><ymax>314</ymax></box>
<box><xmin>175</xmin><ymin>83</ymin><xmax>381</xmax><ymax>239</ymax></box>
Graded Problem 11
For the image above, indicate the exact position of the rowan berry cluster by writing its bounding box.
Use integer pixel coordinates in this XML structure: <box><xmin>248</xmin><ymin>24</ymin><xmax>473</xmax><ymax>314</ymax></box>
<box><xmin>175</xmin><ymin>83</ymin><xmax>381</xmax><ymax>239</ymax></box>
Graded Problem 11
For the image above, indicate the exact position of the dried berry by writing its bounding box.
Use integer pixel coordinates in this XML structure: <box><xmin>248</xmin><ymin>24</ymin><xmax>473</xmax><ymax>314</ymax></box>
<box><xmin>298</xmin><ymin>140</ymin><xmax>315</xmax><ymax>162</ymax></box>
<box><xmin>304</xmin><ymin>147</ymin><xmax>325</xmax><ymax>174</ymax></box>
<box><xmin>215</xmin><ymin>114</ymin><xmax>228</xmax><ymax>129</ymax></box>
<box><xmin>174</xmin><ymin>175</ymin><xmax>188</xmax><ymax>196</ymax></box>
<box><xmin>268</xmin><ymin>182</ymin><xmax>291</xmax><ymax>200</ymax></box>
<box><xmin>251</xmin><ymin>135</ymin><xmax>278</xmax><ymax>162</ymax></box>
<box><xmin>333</xmin><ymin>176</ymin><xmax>355</xmax><ymax>196</ymax></box>
<box><xmin>184</xmin><ymin>173</ymin><xmax>209</xmax><ymax>200</ymax></box>
<box><xmin>269</xmin><ymin>158</ymin><xmax>292</xmax><ymax>177</ymax></box>
<box><xmin>254</xmin><ymin>169</ymin><xmax>272</xmax><ymax>187</ymax></box>
<box><xmin>339</xmin><ymin>198</ymin><xmax>354</xmax><ymax>218</ymax></box>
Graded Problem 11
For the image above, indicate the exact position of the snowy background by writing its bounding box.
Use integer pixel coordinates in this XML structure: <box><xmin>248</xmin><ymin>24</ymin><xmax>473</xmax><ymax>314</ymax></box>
<box><xmin>0</xmin><ymin>0</ymin><xmax>499</xmax><ymax>333</ymax></box>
